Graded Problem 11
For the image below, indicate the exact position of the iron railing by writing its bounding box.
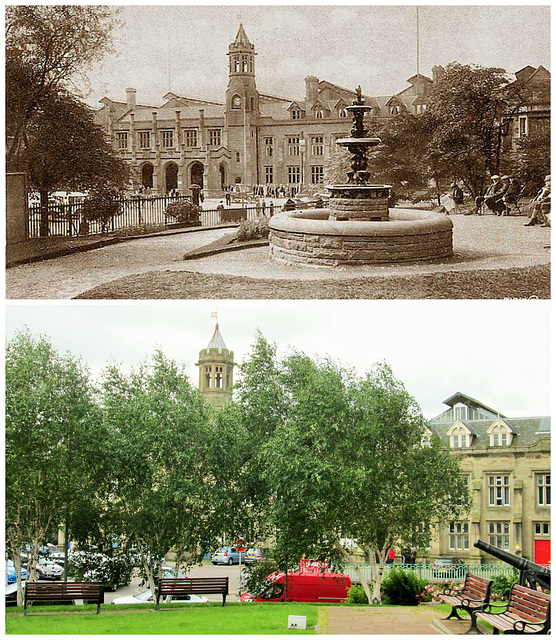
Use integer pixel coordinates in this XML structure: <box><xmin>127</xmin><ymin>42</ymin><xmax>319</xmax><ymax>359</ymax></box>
<box><xmin>343</xmin><ymin>563</ymin><xmax>521</xmax><ymax>583</ymax></box>
<box><xmin>27</xmin><ymin>195</ymin><xmax>271</xmax><ymax>238</ymax></box>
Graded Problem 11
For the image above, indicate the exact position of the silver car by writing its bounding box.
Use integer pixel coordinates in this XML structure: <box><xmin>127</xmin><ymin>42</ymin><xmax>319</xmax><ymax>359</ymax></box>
<box><xmin>211</xmin><ymin>547</ymin><xmax>245</xmax><ymax>565</ymax></box>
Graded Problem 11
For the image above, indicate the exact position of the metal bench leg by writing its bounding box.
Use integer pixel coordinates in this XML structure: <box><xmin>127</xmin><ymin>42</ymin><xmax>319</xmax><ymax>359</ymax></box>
<box><xmin>464</xmin><ymin>611</ymin><xmax>481</xmax><ymax>634</ymax></box>
<box><xmin>443</xmin><ymin>605</ymin><xmax>463</xmax><ymax>620</ymax></box>
<box><xmin>222</xmin><ymin>594</ymin><xmax>227</xmax><ymax>607</ymax></box>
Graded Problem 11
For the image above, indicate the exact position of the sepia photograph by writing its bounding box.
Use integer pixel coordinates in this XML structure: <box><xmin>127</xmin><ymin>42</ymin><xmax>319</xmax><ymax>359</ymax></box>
<box><xmin>5</xmin><ymin>5</ymin><xmax>550</xmax><ymax>299</ymax></box>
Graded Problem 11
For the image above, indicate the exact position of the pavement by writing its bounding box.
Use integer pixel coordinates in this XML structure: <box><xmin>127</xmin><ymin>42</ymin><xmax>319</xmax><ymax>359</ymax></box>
<box><xmin>6</xmin><ymin>212</ymin><xmax>550</xmax><ymax>299</ymax></box>
<box><xmin>319</xmin><ymin>605</ymin><xmax>478</xmax><ymax>635</ymax></box>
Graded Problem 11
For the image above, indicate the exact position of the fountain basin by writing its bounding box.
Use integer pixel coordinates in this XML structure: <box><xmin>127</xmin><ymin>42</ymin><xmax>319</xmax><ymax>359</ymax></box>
<box><xmin>269</xmin><ymin>208</ymin><xmax>453</xmax><ymax>266</ymax></box>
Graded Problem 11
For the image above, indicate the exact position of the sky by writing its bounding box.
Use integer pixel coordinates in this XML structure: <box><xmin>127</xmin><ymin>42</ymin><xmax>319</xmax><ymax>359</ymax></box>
<box><xmin>80</xmin><ymin>4</ymin><xmax>551</xmax><ymax>108</ymax></box>
<box><xmin>5</xmin><ymin>301</ymin><xmax>551</xmax><ymax>420</ymax></box>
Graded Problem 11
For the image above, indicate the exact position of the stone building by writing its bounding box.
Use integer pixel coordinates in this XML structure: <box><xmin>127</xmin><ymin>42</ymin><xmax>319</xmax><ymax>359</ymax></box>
<box><xmin>196</xmin><ymin>323</ymin><xmax>236</xmax><ymax>410</ymax></box>
<box><xmin>95</xmin><ymin>24</ymin><xmax>436</xmax><ymax>197</ymax></box>
<box><xmin>428</xmin><ymin>392</ymin><xmax>550</xmax><ymax>566</ymax></box>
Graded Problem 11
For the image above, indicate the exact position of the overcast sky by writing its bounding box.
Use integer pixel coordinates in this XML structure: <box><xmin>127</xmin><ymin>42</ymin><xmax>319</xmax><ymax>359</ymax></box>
<box><xmin>5</xmin><ymin>301</ymin><xmax>551</xmax><ymax>419</ymax></box>
<box><xmin>80</xmin><ymin>4</ymin><xmax>551</xmax><ymax>107</ymax></box>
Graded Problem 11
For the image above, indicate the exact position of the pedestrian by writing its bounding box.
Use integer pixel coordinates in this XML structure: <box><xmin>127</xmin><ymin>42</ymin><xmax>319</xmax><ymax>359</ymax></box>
<box><xmin>525</xmin><ymin>175</ymin><xmax>551</xmax><ymax>227</ymax></box>
<box><xmin>410</xmin><ymin>548</ymin><xmax>417</xmax><ymax>565</ymax></box>
<box><xmin>387</xmin><ymin>549</ymin><xmax>396</xmax><ymax>564</ymax></box>
<box><xmin>225</xmin><ymin>189</ymin><xmax>231</xmax><ymax>206</ymax></box>
<box><xmin>269</xmin><ymin>201</ymin><xmax>275</xmax><ymax>215</ymax></box>
<box><xmin>217</xmin><ymin>201</ymin><xmax>225</xmax><ymax>211</ymax></box>
<box><xmin>451</xmin><ymin>181</ymin><xmax>464</xmax><ymax>214</ymax></box>
<box><xmin>402</xmin><ymin>549</ymin><xmax>412</xmax><ymax>564</ymax></box>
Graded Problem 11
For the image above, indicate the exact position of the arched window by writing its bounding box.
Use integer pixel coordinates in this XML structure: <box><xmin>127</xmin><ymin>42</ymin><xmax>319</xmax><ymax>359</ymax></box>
<box><xmin>339</xmin><ymin>108</ymin><xmax>348</xmax><ymax>118</ymax></box>
<box><xmin>234</xmin><ymin>57</ymin><xmax>240</xmax><ymax>73</ymax></box>
<box><xmin>231</xmin><ymin>94</ymin><xmax>242</xmax><ymax>109</ymax></box>
<box><xmin>448</xmin><ymin>424</ymin><xmax>471</xmax><ymax>448</ymax></box>
<box><xmin>315</xmin><ymin>110</ymin><xmax>324</xmax><ymax>119</ymax></box>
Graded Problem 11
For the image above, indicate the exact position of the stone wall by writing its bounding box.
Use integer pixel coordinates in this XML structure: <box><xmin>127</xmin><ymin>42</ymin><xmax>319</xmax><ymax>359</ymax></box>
<box><xmin>269</xmin><ymin>208</ymin><xmax>453</xmax><ymax>266</ymax></box>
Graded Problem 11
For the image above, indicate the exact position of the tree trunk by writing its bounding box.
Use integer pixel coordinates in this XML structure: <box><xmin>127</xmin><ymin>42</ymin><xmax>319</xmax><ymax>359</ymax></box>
<box><xmin>335</xmin><ymin>541</ymin><xmax>373</xmax><ymax>605</ymax></box>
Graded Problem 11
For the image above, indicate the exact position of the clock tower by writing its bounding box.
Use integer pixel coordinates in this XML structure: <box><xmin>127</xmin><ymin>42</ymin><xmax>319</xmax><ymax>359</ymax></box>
<box><xmin>196</xmin><ymin>323</ymin><xmax>236</xmax><ymax>410</ymax></box>
<box><xmin>225</xmin><ymin>24</ymin><xmax>259</xmax><ymax>185</ymax></box>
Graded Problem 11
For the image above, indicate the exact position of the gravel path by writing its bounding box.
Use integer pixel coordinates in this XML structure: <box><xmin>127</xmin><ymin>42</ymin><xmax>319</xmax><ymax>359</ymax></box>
<box><xmin>7</xmin><ymin>214</ymin><xmax>550</xmax><ymax>299</ymax></box>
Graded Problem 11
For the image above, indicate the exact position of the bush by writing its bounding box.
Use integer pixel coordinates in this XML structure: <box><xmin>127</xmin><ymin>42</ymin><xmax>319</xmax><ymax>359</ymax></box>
<box><xmin>68</xmin><ymin>550</ymin><xmax>134</xmax><ymax>591</ymax></box>
<box><xmin>80</xmin><ymin>186</ymin><xmax>122</xmax><ymax>234</ymax></box>
<box><xmin>165</xmin><ymin>199</ymin><xmax>200</xmax><ymax>225</ymax></box>
<box><xmin>491</xmin><ymin>571</ymin><xmax>518</xmax><ymax>600</ymax></box>
<box><xmin>417</xmin><ymin>579</ymin><xmax>462</xmax><ymax>604</ymax></box>
<box><xmin>345</xmin><ymin>584</ymin><xmax>369</xmax><ymax>604</ymax></box>
<box><xmin>237</xmin><ymin>216</ymin><xmax>270</xmax><ymax>242</ymax></box>
<box><xmin>381</xmin><ymin>567</ymin><xmax>427</xmax><ymax>605</ymax></box>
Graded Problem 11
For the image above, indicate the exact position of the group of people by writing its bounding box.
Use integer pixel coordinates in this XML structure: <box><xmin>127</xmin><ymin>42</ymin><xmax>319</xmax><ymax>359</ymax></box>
<box><xmin>386</xmin><ymin>548</ymin><xmax>417</xmax><ymax>564</ymax></box>
<box><xmin>474</xmin><ymin>174</ymin><xmax>523</xmax><ymax>216</ymax></box>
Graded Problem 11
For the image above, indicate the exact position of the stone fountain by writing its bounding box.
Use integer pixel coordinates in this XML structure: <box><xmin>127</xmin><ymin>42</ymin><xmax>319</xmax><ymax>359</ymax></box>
<box><xmin>269</xmin><ymin>86</ymin><xmax>453</xmax><ymax>266</ymax></box>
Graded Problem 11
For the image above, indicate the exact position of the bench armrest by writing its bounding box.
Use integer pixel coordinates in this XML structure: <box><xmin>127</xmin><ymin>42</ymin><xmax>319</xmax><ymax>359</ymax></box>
<box><xmin>478</xmin><ymin>602</ymin><xmax>508</xmax><ymax>615</ymax></box>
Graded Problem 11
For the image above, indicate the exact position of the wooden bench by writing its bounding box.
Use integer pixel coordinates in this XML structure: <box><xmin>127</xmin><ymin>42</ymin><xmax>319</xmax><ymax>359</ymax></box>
<box><xmin>155</xmin><ymin>577</ymin><xmax>228</xmax><ymax>610</ymax></box>
<box><xmin>440</xmin><ymin>573</ymin><xmax>492</xmax><ymax>633</ymax></box>
<box><xmin>24</xmin><ymin>581</ymin><xmax>103</xmax><ymax>615</ymax></box>
<box><xmin>476</xmin><ymin>583</ymin><xmax>550</xmax><ymax>634</ymax></box>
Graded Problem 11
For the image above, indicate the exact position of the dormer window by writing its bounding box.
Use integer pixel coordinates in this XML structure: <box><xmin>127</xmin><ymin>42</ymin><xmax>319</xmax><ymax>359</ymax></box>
<box><xmin>315</xmin><ymin>110</ymin><xmax>324</xmax><ymax>119</ymax></box>
<box><xmin>488</xmin><ymin>421</ymin><xmax>514</xmax><ymax>447</ymax></box>
<box><xmin>390</xmin><ymin>105</ymin><xmax>401</xmax><ymax>116</ymax></box>
<box><xmin>292</xmin><ymin>109</ymin><xmax>301</xmax><ymax>120</ymax></box>
<box><xmin>448</xmin><ymin>423</ymin><xmax>472</xmax><ymax>448</ymax></box>
<box><xmin>339</xmin><ymin>108</ymin><xmax>348</xmax><ymax>118</ymax></box>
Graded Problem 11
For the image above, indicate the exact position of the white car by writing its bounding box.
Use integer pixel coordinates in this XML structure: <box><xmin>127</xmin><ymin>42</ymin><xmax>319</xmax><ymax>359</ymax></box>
<box><xmin>36</xmin><ymin>557</ymin><xmax>63</xmax><ymax>580</ymax></box>
<box><xmin>111</xmin><ymin>590</ymin><xmax>208</xmax><ymax>605</ymax></box>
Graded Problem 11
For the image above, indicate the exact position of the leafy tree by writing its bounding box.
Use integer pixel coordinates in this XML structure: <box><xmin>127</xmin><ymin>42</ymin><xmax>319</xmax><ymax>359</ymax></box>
<box><xmin>424</xmin><ymin>63</ymin><xmax>526</xmax><ymax>199</ymax></box>
<box><xmin>5</xmin><ymin>330</ymin><xmax>100</xmax><ymax>605</ymax></box>
<box><xmin>23</xmin><ymin>89</ymin><xmax>126</xmax><ymax>236</ymax></box>
<box><xmin>504</xmin><ymin>129</ymin><xmax>550</xmax><ymax>195</ymax></box>
<box><xmin>99</xmin><ymin>351</ymin><xmax>220</xmax><ymax>595</ymax></box>
<box><xmin>235</xmin><ymin>337</ymin><xmax>469</xmax><ymax>604</ymax></box>
<box><xmin>6</xmin><ymin>5</ymin><xmax>118</xmax><ymax>167</ymax></box>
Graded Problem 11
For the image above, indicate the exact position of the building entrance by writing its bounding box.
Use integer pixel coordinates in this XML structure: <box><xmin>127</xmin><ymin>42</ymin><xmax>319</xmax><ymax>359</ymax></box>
<box><xmin>191</xmin><ymin>162</ymin><xmax>204</xmax><ymax>189</ymax></box>
<box><xmin>165</xmin><ymin>163</ymin><xmax>178</xmax><ymax>193</ymax></box>
<box><xmin>141</xmin><ymin>163</ymin><xmax>154</xmax><ymax>189</ymax></box>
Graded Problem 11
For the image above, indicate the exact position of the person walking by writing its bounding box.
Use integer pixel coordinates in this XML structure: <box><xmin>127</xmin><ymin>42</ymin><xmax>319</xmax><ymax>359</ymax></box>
<box><xmin>451</xmin><ymin>181</ymin><xmax>464</xmax><ymax>214</ymax></box>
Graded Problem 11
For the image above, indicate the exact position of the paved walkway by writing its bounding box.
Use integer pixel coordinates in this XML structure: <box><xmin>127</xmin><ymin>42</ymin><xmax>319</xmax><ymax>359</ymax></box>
<box><xmin>6</xmin><ymin>213</ymin><xmax>550</xmax><ymax>299</ymax></box>
<box><xmin>319</xmin><ymin>606</ymin><xmax>476</xmax><ymax>635</ymax></box>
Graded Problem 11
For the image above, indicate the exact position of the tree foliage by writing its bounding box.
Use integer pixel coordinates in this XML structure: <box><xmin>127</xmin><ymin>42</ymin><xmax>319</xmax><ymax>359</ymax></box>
<box><xmin>5</xmin><ymin>329</ymin><xmax>101</xmax><ymax>605</ymax></box>
<box><xmin>98</xmin><ymin>351</ymin><xmax>220</xmax><ymax>594</ymax></box>
<box><xmin>234</xmin><ymin>335</ymin><xmax>470</xmax><ymax>603</ymax></box>
<box><xmin>6</xmin><ymin>5</ymin><xmax>118</xmax><ymax>165</ymax></box>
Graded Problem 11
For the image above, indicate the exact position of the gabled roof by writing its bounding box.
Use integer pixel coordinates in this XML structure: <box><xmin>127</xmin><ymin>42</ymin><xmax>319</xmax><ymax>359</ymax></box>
<box><xmin>441</xmin><ymin>392</ymin><xmax>506</xmax><ymax>418</ymax></box>
<box><xmin>287</xmin><ymin>101</ymin><xmax>305</xmax><ymax>112</ymax></box>
<box><xmin>405</xmin><ymin>73</ymin><xmax>433</xmax><ymax>85</ymax></box>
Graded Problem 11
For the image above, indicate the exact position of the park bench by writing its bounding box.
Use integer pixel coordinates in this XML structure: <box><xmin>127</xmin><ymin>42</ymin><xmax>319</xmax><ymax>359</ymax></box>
<box><xmin>24</xmin><ymin>581</ymin><xmax>103</xmax><ymax>615</ymax></box>
<box><xmin>155</xmin><ymin>577</ymin><xmax>229</xmax><ymax>610</ymax></box>
<box><xmin>440</xmin><ymin>573</ymin><xmax>492</xmax><ymax>633</ymax></box>
<box><xmin>475</xmin><ymin>583</ymin><xmax>550</xmax><ymax>634</ymax></box>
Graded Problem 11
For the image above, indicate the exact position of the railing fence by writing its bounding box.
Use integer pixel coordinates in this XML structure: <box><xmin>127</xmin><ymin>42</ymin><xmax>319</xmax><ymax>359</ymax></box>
<box><xmin>27</xmin><ymin>195</ymin><xmax>272</xmax><ymax>239</ymax></box>
<box><xmin>343</xmin><ymin>563</ymin><xmax>519</xmax><ymax>584</ymax></box>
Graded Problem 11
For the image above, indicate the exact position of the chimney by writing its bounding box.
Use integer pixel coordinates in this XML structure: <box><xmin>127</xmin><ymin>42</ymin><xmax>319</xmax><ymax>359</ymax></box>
<box><xmin>126</xmin><ymin>87</ymin><xmax>137</xmax><ymax>110</ymax></box>
<box><xmin>305</xmin><ymin>76</ymin><xmax>319</xmax><ymax>105</ymax></box>
<box><xmin>432</xmin><ymin>66</ymin><xmax>445</xmax><ymax>84</ymax></box>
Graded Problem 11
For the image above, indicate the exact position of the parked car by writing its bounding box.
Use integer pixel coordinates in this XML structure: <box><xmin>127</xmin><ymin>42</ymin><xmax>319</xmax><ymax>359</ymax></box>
<box><xmin>244</xmin><ymin>548</ymin><xmax>272</xmax><ymax>565</ymax></box>
<box><xmin>5</xmin><ymin>582</ymin><xmax>23</xmax><ymax>606</ymax></box>
<box><xmin>432</xmin><ymin>557</ymin><xmax>466</xmax><ymax>578</ymax></box>
<box><xmin>35</xmin><ymin>557</ymin><xmax>63</xmax><ymax>580</ymax></box>
<box><xmin>211</xmin><ymin>547</ymin><xmax>245</xmax><ymax>565</ymax></box>
<box><xmin>6</xmin><ymin>560</ymin><xmax>28</xmax><ymax>584</ymax></box>
<box><xmin>112</xmin><ymin>590</ymin><xmax>208</xmax><ymax>605</ymax></box>
<box><xmin>240</xmin><ymin>567</ymin><xmax>351</xmax><ymax>603</ymax></box>
<box><xmin>161</xmin><ymin>566</ymin><xmax>186</xmax><ymax>579</ymax></box>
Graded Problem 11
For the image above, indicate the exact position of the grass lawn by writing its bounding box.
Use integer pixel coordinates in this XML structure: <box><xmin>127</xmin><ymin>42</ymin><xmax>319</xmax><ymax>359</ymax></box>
<box><xmin>5</xmin><ymin>602</ymin><xmax>319</xmax><ymax>635</ymax></box>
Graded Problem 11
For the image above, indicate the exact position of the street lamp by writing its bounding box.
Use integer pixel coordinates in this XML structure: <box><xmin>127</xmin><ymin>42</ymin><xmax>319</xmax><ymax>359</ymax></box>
<box><xmin>299</xmin><ymin>134</ymin><xmax>306</xmax><ymax>195</ymax></box>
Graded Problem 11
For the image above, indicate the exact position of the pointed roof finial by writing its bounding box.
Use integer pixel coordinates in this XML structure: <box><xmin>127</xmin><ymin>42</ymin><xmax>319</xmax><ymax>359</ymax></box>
<box><xmin>235</xmin><ymin>22</ymin><xmax>250</xmax><ymax>45</ymax></box>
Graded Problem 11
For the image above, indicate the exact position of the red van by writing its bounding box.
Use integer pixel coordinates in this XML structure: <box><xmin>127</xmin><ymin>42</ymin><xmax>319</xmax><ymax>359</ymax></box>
<box><xmin>240</xmin><ymin>567</ymin><xmax>351</xmax><ymax>603</ymax></box>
